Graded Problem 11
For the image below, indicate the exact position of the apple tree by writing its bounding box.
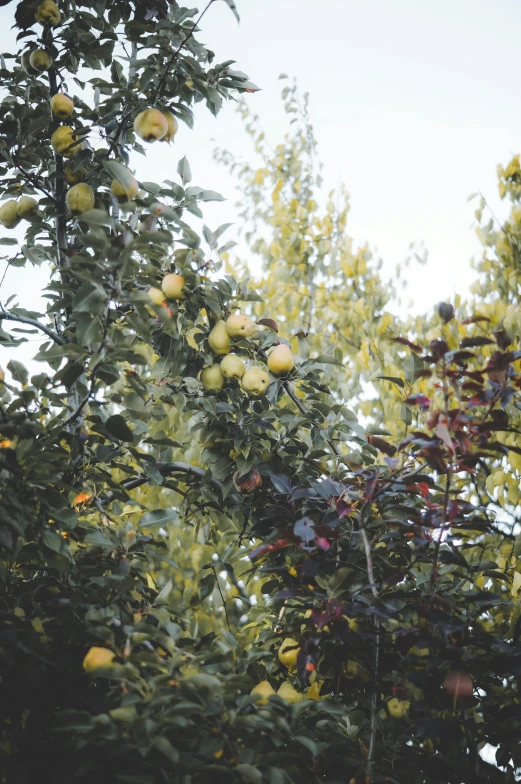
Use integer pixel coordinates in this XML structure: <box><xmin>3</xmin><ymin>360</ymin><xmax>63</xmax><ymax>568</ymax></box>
<box><xmin>1</xmin><ymin>2</ymin><xmax>521</xmax><ymax>784</ymax></box>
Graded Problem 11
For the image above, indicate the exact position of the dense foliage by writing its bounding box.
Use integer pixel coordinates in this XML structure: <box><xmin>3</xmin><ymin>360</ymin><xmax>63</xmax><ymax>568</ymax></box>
<box><xmin>1</xmin><ymin>2</ymin><xmax>521</xmax><ymax>783</ymax></box>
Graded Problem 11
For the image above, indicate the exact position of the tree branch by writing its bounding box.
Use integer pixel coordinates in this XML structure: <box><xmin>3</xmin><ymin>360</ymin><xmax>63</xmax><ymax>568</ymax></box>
<box><xmin>103</xmin><ymin>461</ymin><xmax>224</xmax><ymax>503</ymax></box>
<box><xmin>150</xmin><ymin>0</ymin><xmax>217</xmax><ymax>103</ymax></box>
<box><xmin>0</xmin><ymin>307</ymin><xmax>65</xmax><ymax>345</ymax></box>
<box><xmin>251</xmin><ymin>342</ymin><xmax>341</xmax><ymax>457</ymax></box>
<box><xmin>212</xmin><ymin>563</ymin><xmax>231</xmax><ymax>632</ymax></box>
<box><xmin>428</xmin><ymin>468</ymin><xmax>452</xmax><ymax>594</ymax></box>
<box><xmin>106</xmin><ymin>2</ymin><xmax>216</xmax><ymax>159</ymax></box>
<box><xmin>359</xmin><ymin>512</ymin><xmax>380</xmax><ymax>780</ymax></box>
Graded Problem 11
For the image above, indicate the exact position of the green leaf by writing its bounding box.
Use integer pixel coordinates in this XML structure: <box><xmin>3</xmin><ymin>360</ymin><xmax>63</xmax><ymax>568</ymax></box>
<box><xmin>105</xmin><ymin>414</ymin><xmax>134</xmax><ymax>442</ymax></box>
<box><xmin>374</xmin><ymin>375</ymin><xmax>405</xmax><ymax>389</ymax></box>
<box><xmin>140</xmin><ymin>509</ymin><xmax>177</xmax><ymax>528</ymax></box>
<box><xmin>313</xmin><ymin>354</ymin><xmax>343</xmax><ymax>366</ymax></box>
<box><xmin>401</xmin><ymin>404</ymin><xmax>413</xmax><ymax>425</ymax></box>
<box><xmin>185</xmin><ymin>186</ymin><xmax>225</xmax><ymax>202</ymax></box>
<box><xmin>72</xmin><ymin>284</ymin><xmax>106</xmax><ymax>315</ymax></box>
<box><xmin>77</xmin><ymin>209</ymin><xmax>114</xmax><ymax>227</ymax></box>
<box><xmin>198</xmin><ymin>572</ymin><xmax>216</xmax><ymax>600</ymax></box>
<box><xmin>234</xmin><ymin>765</ymin><xmax>262</xmax><ymax>784</ymax></box>
<box><xmin>177</xmin><ymin>156</ymin><xmax>192</xmax><ymax>185</ymax></box>
<box><xmin>42</xmin><ymin>528</ymin><xmax>68</xmax><ymax>555</ymax></box>
<box><xmin>294</xmin><ymin>735</ymin><xmax>319</xmax><ymax>756</ymax></box>
<box><xmin>7</xmin><ymin>359</ymin><xmax>28</xmax><ymax>386</ymax></box>
<box><xmin>152</xmin><ymin>736</ymin><xmax>179</xmax><ymax>763</ymax></box>
<box><xmin>103</xmin><ymin>160</ymin><xmax>135</xmax><ymax>190</ymax></box>
<box><xmin>220</xmin><ymin>0</ymin><xmax>240</xmax><ymax>22</ymax></box>
<box><xmin>404</xmin><ymin>353</ymin><xmax>425</xmax><ymax>383</ymax></box>
<box><xmin>156</xmin><ymin>578</ymin><xmax>173</xmax><ymax>604</ymax></box>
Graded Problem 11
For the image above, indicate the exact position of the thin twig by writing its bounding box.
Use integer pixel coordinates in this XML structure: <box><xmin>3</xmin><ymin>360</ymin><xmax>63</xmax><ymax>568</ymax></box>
<box><xmin>251</xmin><ymin>342</ymin><xmax>341</xmax><ymax>457</ymax></box>
<box><xmin>149</xmin><ymin>0</ymin><xmax>216</xmax><ymax>103</ymax></box>
<box><xmin>428</xmin><ymin>469</ymin><xmax>451</xmax><ymax>594</ymax></box>
<box><xmin>0</xmin><ymin>307</ymin><xmax>65</xmax><ymax>345</ymax></box>
<box><xmin>102</xmin><ymin>461</ymin><xmax>224</xmax><ymax>503</ymax></box>
<box><xmin>212</xmin><ymin>563</ymin><xmax>231</xmax><ymax>632</ymax></box>
<box><xmin>359</xmin><ymin>522</ymin><xmax>378</xmax><ymax>600</ymax></box>
<box><xmin>367</xmin><ymin>620</ymin><xmax>380</xmax><ymax>779</ymax></box>
<box><xmin>359</xmin><ymin>512</ymin><xmax>380</xmax><ymax>781</ymax></box>
<box><xmin>107</xmin><ymin>2</ymin><xmax>216</xmax><ymax>158</ymax></box>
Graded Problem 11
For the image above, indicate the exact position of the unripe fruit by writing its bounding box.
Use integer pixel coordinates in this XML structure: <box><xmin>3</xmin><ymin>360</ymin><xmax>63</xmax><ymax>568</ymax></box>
<box><xmin>29</xmin><ymin>49</ymin><xmax>53</xmax><ymax>72</ymax></box>
<box><xmin>241</xmin><ymin>366</ymin><xmax>269</xmax><ymax>397</ymax></box>
<box><xmin>64</xmin><ymin>164</ymin><xmax>86</xmax><ymax>185</ymax></box>
<box><xmin>148</xmin><ymin>287</ymin><xmax>165</xmax><ymax>306</ymax></box>
<box><xmin>233</xmin><ymin>468</ymin><xmax>262</xmax><ymax>494</ymax></box>
<box><xmin>83</xmin><ymin>646</ymin><xmax>115</xmax><ymax>671</ymax></box>
<box><xmin>0</xmin><ymin>200</ymin><xmax>21</xmax><ymax>229</ymax></box>
<box><xmin>208</xmin><ymin>320</ymin><xmax>231</xmax><ymax>355</ymax></box>
<box><xmin>66</xmin><ymin>183</ymin><xmax>95</xmax><ymax>215</ymax></box>
<box><xmin>21</xmin><ymin>50</ymin><xmax>39</xmax><ymax>75</ymax></box>
<box><xmin>277</xmin><ymin>682</ymin><xmax>303</xmax><ymax>704</ymax></box>
<box><xmin>387</xmin><ymin>697</ymin><xmax>410</xmax><ymax>718</ymax></box>
<box><xmin>225</xmin><ymin>313</ymin><xmax>254</xmax><ymax>339</ymax></box>
<box><xmin>220</xmin><ymin>353</ymin><xmax>246</xmax><ymax>379</ymax></box>
<box><xmin>161</xmin><ymin>273</ymin><xmax>185</xmax><ymax>300</ymax></box>
<box><xmin>133</xmin><ymin>109</ymin><xmax>168</xmax><ymax>142</ymax></box>
<box><xmin>200</xmin><ymin>364</ymin><xmax>224</xmax><ymax>393</ymax></box>
<box><xmin>35</xmin><ymin>1</ymin><xmax>61</xmax><ymax>26</ymax></box>
<box><xmin>268</xmin><ymin>344</ymin><xmax>295</xmax><ymax>375</ymax></box>
<box><xmin>161</xmin><ymin>110</ymin><xmax>179</xmax><ymax>142</ymax></box>
<box><xmin>50</xmin><ymin>92</ymin><xmax>74</xmax><ymax>119</ymax></box>
<box><xmin>16</xmin><ymin>196</ymin><xmax>38</xmax><ymax>220</ymax></box>
<box><xmin>250</xmin><ymin>681</ymin><xmax>275</xmax><ymax>705</ymax></box>
<box><xmin>111</xmin><ymin>173</ymin><xmax>139</xmax><ymax>203</ymax></box>
<box><xmin>51</xmin><ymin>126</ymin><xmax>80</xmax><ymax>158</ymax></box>
<box><xmin>278</xmin><ymin>638</ymin><xmax>300</xmax><ymax>671</ymax></box>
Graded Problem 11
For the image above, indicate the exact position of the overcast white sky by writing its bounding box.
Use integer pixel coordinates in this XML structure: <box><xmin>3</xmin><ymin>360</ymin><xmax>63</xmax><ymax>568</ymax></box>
<box><xmin>1</xmin><ymin>0</ymin><xmax>521</xmax><ymax>369</ymax></box>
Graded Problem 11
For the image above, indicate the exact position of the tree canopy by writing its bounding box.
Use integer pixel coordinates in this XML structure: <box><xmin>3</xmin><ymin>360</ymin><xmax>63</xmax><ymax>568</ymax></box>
<box><xmin>1</xmin><ymin>2</ymin><xmax>521</xmax><ymax>784</ymax></box>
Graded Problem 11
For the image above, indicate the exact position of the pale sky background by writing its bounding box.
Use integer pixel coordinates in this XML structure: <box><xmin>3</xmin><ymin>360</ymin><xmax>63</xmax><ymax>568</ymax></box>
<box><xmin>1</xmin><ymin>0</ymin><xmax>521</xmax><ymax>371</ymax></box>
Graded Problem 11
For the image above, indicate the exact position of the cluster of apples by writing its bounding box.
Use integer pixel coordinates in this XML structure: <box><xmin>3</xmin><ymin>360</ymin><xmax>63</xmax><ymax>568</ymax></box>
<box><xmin>48</xmin><ymin>106</ymin><xmax>177</xmax><ymax>216</ymax></box>
<box><xmin>250</xmin><ymin>637</ymin><xmax>323</xmax><ymax>705</ymax></box>
<box><xmin>203</xmin><ymin>315</ymin><xmax>295</xmax><ymax>398</ymax></box>
<box><xmin>0</xmin><ymin>2</ymin><xmax>62</xmax><ymax>227</ymax></box>
<box><xmin>20</xmin><ymin>2</ymin><xmax>61</xmax><ymax>76</ymax></box>
<box><xmin>148</xmin><ymin>273</ymin><xmax>186</xmax><ymax>306</ymax></box>
<box><xmin>10</xmin><ymin>2</ymin><xmax>180</xmax><ymax>223</ymax></box>
<box><xmin>0</xmin><ymin>195</ymin><xmax>39</xmax><ymax>230</ymax></box>
<box><xmin>148</xmin><ymin>274</ymin><xmax>296</xmax><ymax>397</ymax></box>
<box><xmin>133</xmin><ymin>109</ymin><xmax>179</xmax><ymax>144</ymax></box>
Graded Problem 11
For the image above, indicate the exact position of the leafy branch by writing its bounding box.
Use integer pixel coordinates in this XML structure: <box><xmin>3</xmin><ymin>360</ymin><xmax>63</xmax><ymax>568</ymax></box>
<box><xmin>106</xmin><ymin>0</ymin><xmax>217</xmax><ymax>159</ymax></box>
<box><xmin>0</xmin><ymin>305</ymin><xmax>65</xmax><ymax>345</ymax></box>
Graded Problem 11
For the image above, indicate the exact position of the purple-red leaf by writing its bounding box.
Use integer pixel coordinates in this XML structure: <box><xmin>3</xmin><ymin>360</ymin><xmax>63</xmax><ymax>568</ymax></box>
<box><xmin>392</xmin><ymin>337</ymin><xmax>423</xmax><ymax>353</ymax></box>
<box><xmin>249</xmin><ymin>539</ymin><xmax>294</xmax><ymax>562</ymax></box>
<box><xmin>366</xmin><ymin>435</ymin><xmax>397</xmax><ymax>456</ymax></box>
<box><xmin>460</xmin><ymin>336</ymin><xmax>494</xmax><ymax>348</ymax></box>
<box><xmin>405</xmin><ymin>394</ymin><xmax>431</xmax><ymax>411</ymax></box>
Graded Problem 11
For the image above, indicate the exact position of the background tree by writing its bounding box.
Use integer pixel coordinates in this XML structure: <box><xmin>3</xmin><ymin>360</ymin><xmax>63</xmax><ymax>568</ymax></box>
<box><xmin>1</xmin><ymin>3</ymin><xmax>521</xmax><ymax>784</ymax></box>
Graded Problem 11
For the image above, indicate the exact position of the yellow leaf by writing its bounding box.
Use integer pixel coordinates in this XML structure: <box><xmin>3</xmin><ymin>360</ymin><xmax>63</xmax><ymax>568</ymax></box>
<box><xmin>512</xmin><ymin>571</ymin><xmax>521</xmax><ymax>596</ymax></box>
